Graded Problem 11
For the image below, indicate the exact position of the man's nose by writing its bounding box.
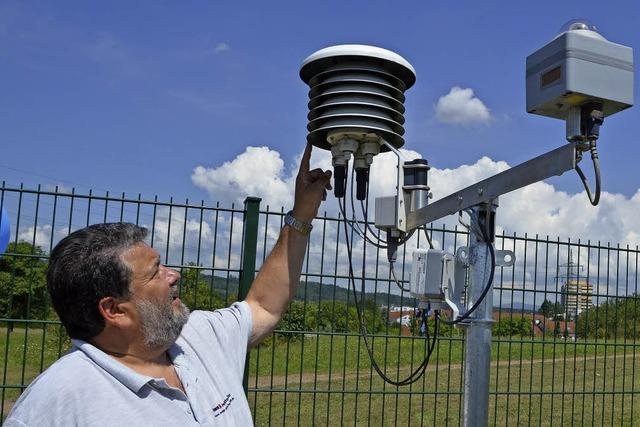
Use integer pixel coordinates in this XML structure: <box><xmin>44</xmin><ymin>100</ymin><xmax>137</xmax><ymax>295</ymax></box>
<box><xmin>167</xmin><ymin>268</ymin><xmax>181</xmax><ymax>284</ymax></box>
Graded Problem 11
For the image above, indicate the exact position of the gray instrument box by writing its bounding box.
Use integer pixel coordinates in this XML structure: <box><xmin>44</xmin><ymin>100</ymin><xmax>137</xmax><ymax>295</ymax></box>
<box><xmin>526</xmin><ymin>28</ymin><xmax>634</xmax><ymax>120</ymax></box>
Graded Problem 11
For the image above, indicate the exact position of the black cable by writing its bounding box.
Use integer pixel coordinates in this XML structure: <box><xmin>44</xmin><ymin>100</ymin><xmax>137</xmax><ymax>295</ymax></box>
<box><xmin>360</xmin><ymin>200</ymin><xmax>387</xmax><ymax>244</ymax></box>
<box><xmin>390</xmin><ymin>262</ymin><xmax>411</xmax><ymax>292</ymax></box>
<box><xmin>339</xmin><ymin>168</ymin><xmax>416</xmax><ymax>249</ymax></box>
<box><xmin>575</xmin><ymin>144</ymin><xmax>601</xmax><ymax>206</ymax></box>
<box><xmin>439</xmin><ymin>209</ymin><xmax>496</xmax><ymax>325</ymax></box>
<box><xmin>339</xmin><ymin>200</ymin><xmax>388</xmax><ymax>249</ymax></box>
<box><xmin>340</xmin><ymin>168</ymin><xmax>438</xmax><ymax>386</ymax></box>
<box><xmin>359</xmin><ymin>171</ymin><xmax>417</xmax><ymax>246</ymax></box>
<box><xmin>422</xmin><ymin>226</ymin><xmax>435</xmax><ymax>250</ymax></box>
<box><xmin>339</xmin><ymin>168</ymin><xmax>389</xmax><ymax>248</ymax></box>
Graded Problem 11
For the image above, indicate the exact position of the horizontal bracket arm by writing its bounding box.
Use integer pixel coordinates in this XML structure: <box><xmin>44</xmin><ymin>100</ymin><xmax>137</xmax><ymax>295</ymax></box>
<box><xmin>406</xmin><ymin>143</ymin><xmax>577</xmax><ymax>229</ymax></box>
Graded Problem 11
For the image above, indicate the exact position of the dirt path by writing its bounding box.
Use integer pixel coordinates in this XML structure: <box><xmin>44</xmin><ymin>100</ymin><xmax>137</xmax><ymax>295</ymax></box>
<box><xmin>249</xmin><ymin>351</ymin><xmax>639</xmax><ymax>389</ymax></box>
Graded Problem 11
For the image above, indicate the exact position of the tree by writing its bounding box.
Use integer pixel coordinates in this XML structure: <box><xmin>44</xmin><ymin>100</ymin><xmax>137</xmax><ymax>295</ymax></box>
<box><xmin>0</xmin><ymin>241</ymin><xmax>50</xmax><ymax>320</ymax></box>
<box><xmin>538</xmin><ymin>299</ymin><xmax>565</xmax><ymax>320</ymax></box>
<box><xmin>274</xmin><ymin>299</ymin><xmax>386</xmax><ymax>342</ymax></box>
<box><xmin>538</xmin><ymin>299</ymin><xmax>554</xmax><ymax>319</ymax></box>
<box><xmin>553</xmin><ymin>302</ymin><xmax>566</xmax><ymax>320</ymax></box>
<box><xmin>179</xmin><ymin>264</ymin><xmax>227</xmax><ymax>311</ymax></box>
<box><xmin>575</xmin><ymin>294</ymin><xmax>640</xmax><ymax>339</ymax></box>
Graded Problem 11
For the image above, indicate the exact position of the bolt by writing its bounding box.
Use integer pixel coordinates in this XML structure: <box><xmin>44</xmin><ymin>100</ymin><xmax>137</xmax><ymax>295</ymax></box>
<box><xmin>457</xmin><ymin>196</ymin><xmax>463</xmax><ymax>204</ymax></box>
<box><xmin>478</xmin><ymin>188</ymin><xmax>484</xmax><ymax>196</ymax></box>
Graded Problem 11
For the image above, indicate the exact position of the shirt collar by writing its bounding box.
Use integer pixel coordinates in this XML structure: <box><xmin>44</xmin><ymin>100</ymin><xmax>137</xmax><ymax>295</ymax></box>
<box><xmin>72</xmin><ymin>339</ymin><xmax>155</xmax><ymax>394</ymax></box>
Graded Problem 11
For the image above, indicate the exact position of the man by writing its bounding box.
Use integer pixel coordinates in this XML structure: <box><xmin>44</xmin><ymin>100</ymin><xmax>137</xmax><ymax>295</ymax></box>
<box><xmin>5</xmin><ymin>143</ymin><xmax>331</xmax><ymax>426</ymax></box>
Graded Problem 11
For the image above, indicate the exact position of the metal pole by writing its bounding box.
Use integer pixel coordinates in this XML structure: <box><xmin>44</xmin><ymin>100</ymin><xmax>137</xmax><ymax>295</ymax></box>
<box><xmin>239</xmin><ymin>196</ymin><xmax>261</xmax><ymax>395</ymax></box>
<box><xmin>462</xmin><ymin>202</ymin><xmax>496</xmax><ymax>427</ymax></box>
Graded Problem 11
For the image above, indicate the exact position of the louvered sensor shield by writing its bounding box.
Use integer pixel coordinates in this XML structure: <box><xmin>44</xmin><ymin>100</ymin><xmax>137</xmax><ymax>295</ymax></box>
<box><xmin>300</xmin><ymin>45</ymin><xmax>416</xmax><ymax>199</ymax></box>
<box><xmin>300</xmin><ymin>44</ymin><xmax>416</xmax><ymax>152</ymax></box>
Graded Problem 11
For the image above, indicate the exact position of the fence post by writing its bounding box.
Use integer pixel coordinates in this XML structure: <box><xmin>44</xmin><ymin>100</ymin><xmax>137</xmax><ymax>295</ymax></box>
<box><xmin>239</xmin><ymin>196</ymin><xmax>261</xmax><ymax>394</ymax></box>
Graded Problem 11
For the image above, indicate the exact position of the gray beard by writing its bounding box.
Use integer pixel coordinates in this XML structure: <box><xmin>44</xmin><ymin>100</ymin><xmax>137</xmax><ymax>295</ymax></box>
<box><xmin>135</xmin><ymin>295</ymin><xmax>190</xmax><ymax>349</ymax></box>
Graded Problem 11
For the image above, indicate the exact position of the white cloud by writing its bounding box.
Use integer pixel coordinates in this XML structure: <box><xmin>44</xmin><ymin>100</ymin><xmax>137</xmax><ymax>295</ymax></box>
<box><xmin>214</xmin><ymin>42</ymin><xmax>230</xmax><ymax>54</ymax></box>
<box><xmin>192</xmin><ymin>146</ymin><xmax>293</xmax><ymax>209</ymax></box>
<box><xmin>192</xmin><ymin>145</ymin><xmax>640</xmax><ymax>248</ymax></box>
<box><xmin>190</xmin><ymin>144</ymin><xmax>640</xmax><ymax>306</ymax></box>
<box><xmin>18</xmin><ymin>224</ymin><xmax>52</xmax><ymax>249</ymax></box>
<box><xmin>434</xmin><ymin>86</ymin><xmax>491</xmax><ymax>126</ymax></box>
<box><xmin>17</xmin><ymin>225</ymin><xmax>68</xmax><ymax>251</ymax></box>
<box><xmin>44</xmin><ymin>183</ymin><xmax>73</xmax><ymax>194</ymax></box>
<box><xmin>144</xmin><ymin>207</ymin><xmax>244</xmax><ymax>269</ymax></box>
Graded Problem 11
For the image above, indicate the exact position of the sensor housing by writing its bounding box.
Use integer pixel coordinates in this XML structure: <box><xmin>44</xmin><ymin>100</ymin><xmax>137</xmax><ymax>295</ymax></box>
<box><xmin>526</xmin><ymin>21</ymin><xmax>633</xmax><ymax>121</ymax></box>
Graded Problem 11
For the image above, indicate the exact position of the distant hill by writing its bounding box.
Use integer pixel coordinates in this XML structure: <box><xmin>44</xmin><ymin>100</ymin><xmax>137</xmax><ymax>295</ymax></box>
<box><xmin>202</xmin><ymin>274</ymin><xmax>417</xmax><ymax>307</ymax></box>
<box><xmin>202</xmin><ymin>274</ymin><xmax>539</xmax><ymax>312</ymax></box>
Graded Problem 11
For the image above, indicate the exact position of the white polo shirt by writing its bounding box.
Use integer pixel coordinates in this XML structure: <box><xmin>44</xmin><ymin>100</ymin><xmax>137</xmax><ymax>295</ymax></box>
<box><xmin>5</xmin><ymin>302</ymin><xmax>254</xmax><ymax>426</ymax></box>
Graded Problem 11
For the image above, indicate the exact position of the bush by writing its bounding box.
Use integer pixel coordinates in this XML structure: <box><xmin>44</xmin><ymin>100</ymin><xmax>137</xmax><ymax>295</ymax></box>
<box><xmin>493</xmin><ymin>317</ymin><xmax>533</xmax><ymax>337</ymax></box>
<box><xmin>275</xmin><ymin>299</ymin><xmax>386</xmax><ymax>342</ymax></box>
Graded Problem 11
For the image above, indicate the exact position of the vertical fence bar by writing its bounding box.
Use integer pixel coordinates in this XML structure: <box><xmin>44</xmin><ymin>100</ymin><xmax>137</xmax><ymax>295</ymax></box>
<box><xmin>238</xmin><ymin>196</ymin><xmax>262</xmax><ymax>394</ymax></box>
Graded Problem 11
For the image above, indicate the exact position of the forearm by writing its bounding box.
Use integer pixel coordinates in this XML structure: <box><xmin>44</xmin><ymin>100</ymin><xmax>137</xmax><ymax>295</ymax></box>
<box><xmin>244</xmin><ymin>143</ymin><xmax>330</xmax><ymax>346</ymax></box>
<box><xmin>245</xmin><ymin>225</ymin><xmax>308</xmax><ymax>343</ymax></box>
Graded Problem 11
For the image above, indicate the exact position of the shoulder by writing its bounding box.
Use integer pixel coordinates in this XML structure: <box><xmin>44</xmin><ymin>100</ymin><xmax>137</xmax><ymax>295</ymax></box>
<box><xmin>176</xmin><ymin>302</ymin><xmax>253</xmax><ymax>356</ymax></box>
<box><xmin>182</xmin><ymin>301</ymin><xmax>252</xmax><ymax>336</ymax></box>
<box><xmin>5</xmin><ymin>349</ymin><xmax>103</xmax><ymax>424</ymax></box>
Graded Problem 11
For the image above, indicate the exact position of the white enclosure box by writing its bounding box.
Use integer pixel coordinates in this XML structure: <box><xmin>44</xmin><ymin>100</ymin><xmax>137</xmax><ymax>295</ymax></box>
<box><xmin>526</xmin><ymin>28</ymin><xmax>634</xmax><ymax>120</ymax></box>
<box><xmin>410</xmin><ymin>249</ymin><xmax>445</xmax><ymax>302</ymax></box>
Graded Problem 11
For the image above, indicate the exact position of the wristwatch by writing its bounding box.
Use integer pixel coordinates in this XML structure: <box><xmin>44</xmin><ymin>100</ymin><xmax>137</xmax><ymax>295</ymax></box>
<box><xmin>284</xmin><ymin>210</ymin><xmax>313</xmax><ymax>235</ymax></box>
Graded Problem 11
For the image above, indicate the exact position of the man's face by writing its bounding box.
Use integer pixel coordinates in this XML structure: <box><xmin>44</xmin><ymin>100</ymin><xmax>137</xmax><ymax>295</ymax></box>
<box><xmin>121</xmin><ymin>243</ymin><xmax>190</xmax><ymax>349</ymax></box>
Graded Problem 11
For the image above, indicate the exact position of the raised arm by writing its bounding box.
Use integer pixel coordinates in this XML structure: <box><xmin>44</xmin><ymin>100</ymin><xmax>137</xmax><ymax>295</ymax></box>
<box><xmin>244</xmin><ymin>143</ymin><xmax>331</xmax><ymax>346</ymax></box>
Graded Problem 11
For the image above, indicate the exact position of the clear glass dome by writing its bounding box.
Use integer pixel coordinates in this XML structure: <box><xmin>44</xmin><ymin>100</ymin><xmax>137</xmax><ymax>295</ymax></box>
<box><xmin>558</xmin><ymin>19</ymin><xmax>605</xmax><ymax>40</ymax></box>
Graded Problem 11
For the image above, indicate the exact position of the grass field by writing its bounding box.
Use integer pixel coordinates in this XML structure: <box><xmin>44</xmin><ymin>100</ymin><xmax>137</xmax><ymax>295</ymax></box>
<box><xmin>248</xmin><ymin>332</ymin><xmax>640</xmax><ymax>425</ymax></box>
<box><xmin>2</xmin><ymin>326</ymin><xmax>639</xmax><ymax>425</ymax></box>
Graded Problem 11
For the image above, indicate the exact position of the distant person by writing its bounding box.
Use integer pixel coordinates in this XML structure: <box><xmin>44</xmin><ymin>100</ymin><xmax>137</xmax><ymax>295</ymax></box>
<box><xmin>5</xmin><ymin>144</ymin><xmax>332</xmax><ymax>426</ymax></box>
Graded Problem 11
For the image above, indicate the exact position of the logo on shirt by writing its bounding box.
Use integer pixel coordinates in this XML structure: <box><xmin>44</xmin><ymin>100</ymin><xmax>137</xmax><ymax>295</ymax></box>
<box><xmin>212</xmin><ymin>393</ymin><xmax>235</xmax><ymax>417</ymax></box>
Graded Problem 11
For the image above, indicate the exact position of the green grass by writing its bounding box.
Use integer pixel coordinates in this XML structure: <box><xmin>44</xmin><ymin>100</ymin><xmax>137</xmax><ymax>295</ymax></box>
<box><xmin>248</xmin><ymin>350</ymin><xmax>640</xmax><ymax>426</ymax></box>
<box><xmin>248</xmin><ymin>332</ymin><xmax>640</xmax><ymax>425</ymax></box>
<box><xmin>248</xmin><ymin>330</ymin><xmax>631</xmax><ymax>377</ymax></box>
<box><xmin>0</xmin><ymin>324</ymin><xmax>71</xmax><ymax>417</ymax></box>
<box><xmin>2</xmin><ymin>326</ymin><xmax>639</xmax><ymax>425</ymax></box>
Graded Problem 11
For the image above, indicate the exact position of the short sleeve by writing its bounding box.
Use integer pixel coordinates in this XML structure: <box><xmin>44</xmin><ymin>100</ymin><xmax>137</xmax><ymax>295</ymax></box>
<box><xmin>179</xmin><ymin>302</ymin><xmax>253</xmax><ymax>378</ymax></box>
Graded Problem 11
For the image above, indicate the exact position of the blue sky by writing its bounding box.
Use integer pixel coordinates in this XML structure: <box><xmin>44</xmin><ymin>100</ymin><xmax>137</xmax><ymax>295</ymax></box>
<box><xmin>1</xmin><ymin>1</ymin><xmax>638</xmax><ymax>203</ymax></box>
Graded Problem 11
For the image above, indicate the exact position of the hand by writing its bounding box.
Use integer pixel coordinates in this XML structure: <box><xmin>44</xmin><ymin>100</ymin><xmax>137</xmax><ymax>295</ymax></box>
<box><xmin>292</xmin><ymin>143</ymin><xmax>332</xmax><ymax>223</ymax></box>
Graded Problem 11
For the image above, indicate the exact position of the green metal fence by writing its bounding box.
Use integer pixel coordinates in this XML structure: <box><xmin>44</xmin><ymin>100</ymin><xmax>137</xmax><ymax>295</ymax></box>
<box><xmin>1</xmin><ymin>183</ymin><xmax>638</xmax><ymax>425</ymax></box>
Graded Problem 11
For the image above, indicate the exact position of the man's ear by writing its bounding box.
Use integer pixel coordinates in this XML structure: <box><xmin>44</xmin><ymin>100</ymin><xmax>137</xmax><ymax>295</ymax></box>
<box><xmin>98</xmin><ymin>296</ymin><xmax>134</xmax><ymax>328</ymax></box>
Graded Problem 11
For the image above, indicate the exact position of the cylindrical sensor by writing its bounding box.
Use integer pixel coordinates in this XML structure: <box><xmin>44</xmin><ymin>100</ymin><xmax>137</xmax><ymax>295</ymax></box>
<box><xmin>403</xmin><ymin>159</ymin><xmax>430</xmax><ymax>212</ymax></box>
<box><xmin>355</xmin><ymin>167</ymin><xmax>369</xmax><ymax>201</ymax></box>
<box><xmin>300</xmin><ymin>45</ymin><xmax>416</xmax><ymax>152</ymax></box>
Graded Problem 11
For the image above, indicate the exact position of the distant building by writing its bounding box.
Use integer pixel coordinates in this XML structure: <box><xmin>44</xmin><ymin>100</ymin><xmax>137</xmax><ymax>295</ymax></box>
<box><xmin>561</xmin><ymin>279</ymin><xmax>593</xmax><ymax>318</ymax></box>
<box><xmin>558</xmin><ymin>250</ymin><xmax>593</xmax><ymax>319</ymax></box>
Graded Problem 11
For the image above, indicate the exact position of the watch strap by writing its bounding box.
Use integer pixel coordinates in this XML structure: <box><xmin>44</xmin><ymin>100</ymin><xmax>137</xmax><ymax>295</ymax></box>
<box><xmin>284</xmin><ymin>210</ymin><xmax>313</xmax><ymax>235</ymax></box>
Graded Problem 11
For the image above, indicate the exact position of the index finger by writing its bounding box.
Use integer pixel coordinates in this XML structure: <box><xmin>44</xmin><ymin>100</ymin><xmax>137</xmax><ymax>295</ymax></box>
<box><xmin>300</xmin><ymin>142</ymin><xmax>312</xmax><ymax>173</ymax></box>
